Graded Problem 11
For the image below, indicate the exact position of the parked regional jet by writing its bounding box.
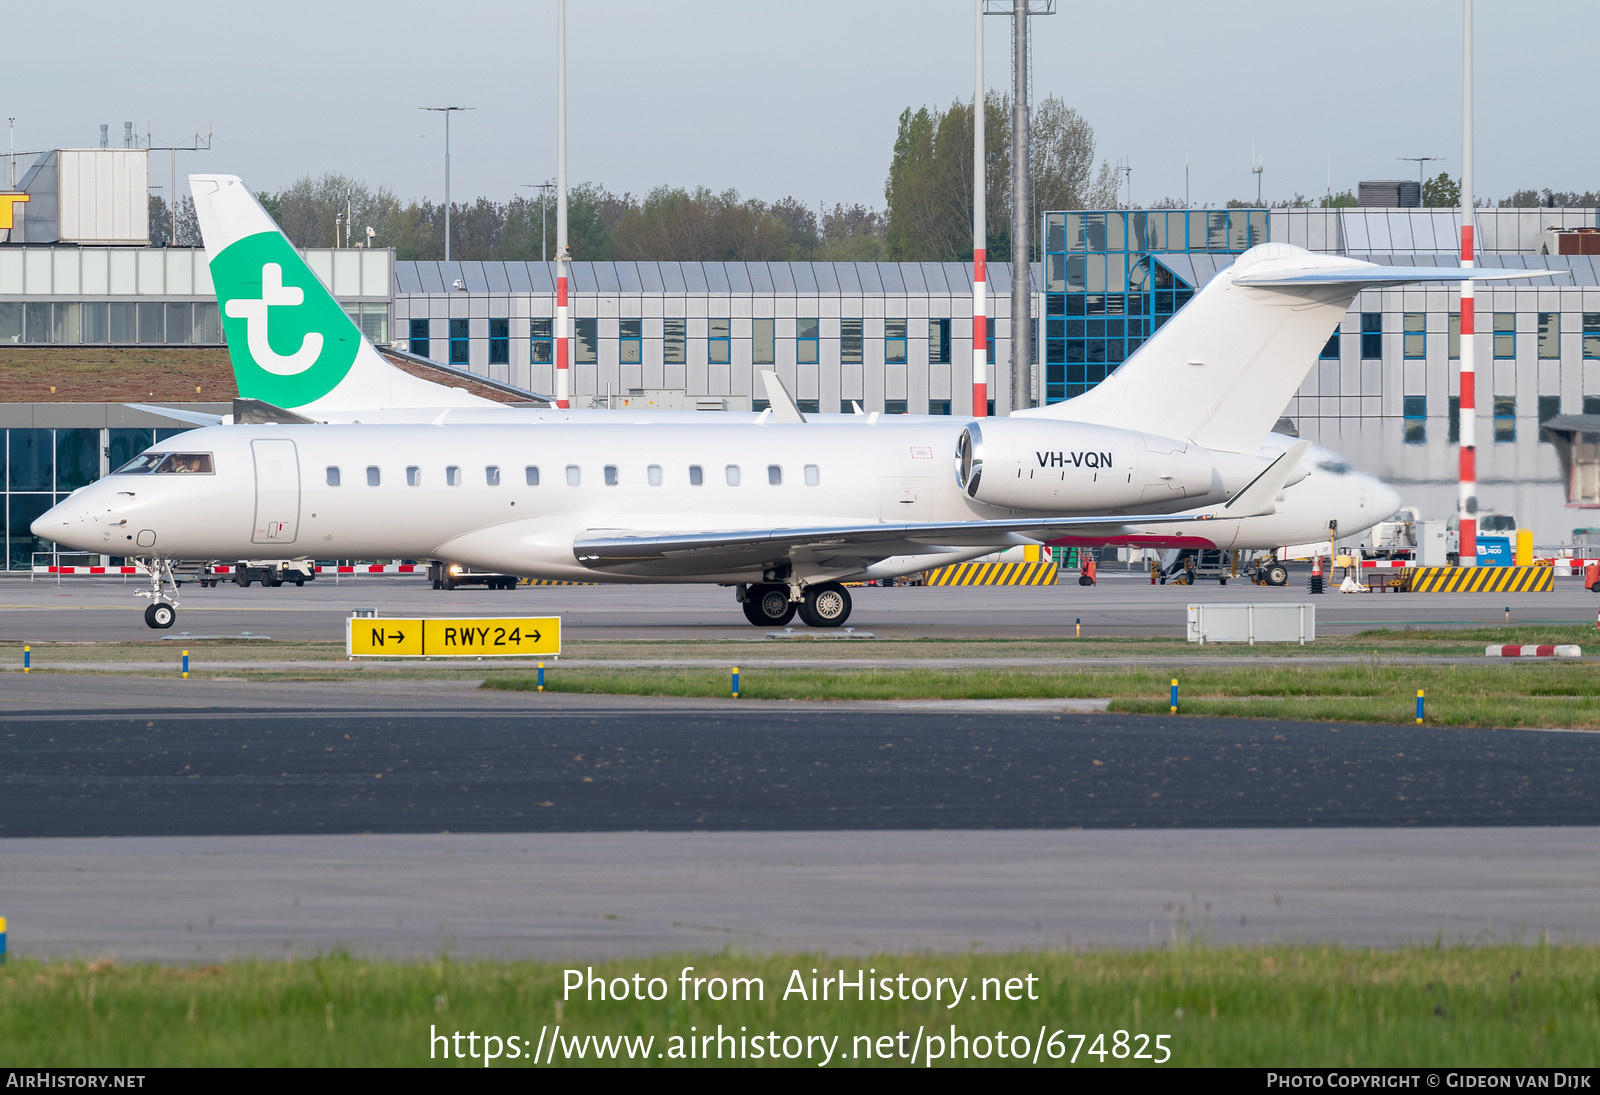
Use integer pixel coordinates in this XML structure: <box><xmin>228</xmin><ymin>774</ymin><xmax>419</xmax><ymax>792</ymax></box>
<box><xmin>40</xmin><ymin>181</ymin><xmax>1543</xmax><ymax>629</ymax></box>
<box><xmin>176</xmin><ymin>175</ymin><xmax>1401</xmax><ymax>556</ymax></box>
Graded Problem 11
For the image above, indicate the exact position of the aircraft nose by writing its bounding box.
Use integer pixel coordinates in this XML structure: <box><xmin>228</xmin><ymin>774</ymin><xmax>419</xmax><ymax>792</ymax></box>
<box><xmin>32</xmin><ymin>495</ymin><xmax>96</xmax><ymax>551</ymax></box>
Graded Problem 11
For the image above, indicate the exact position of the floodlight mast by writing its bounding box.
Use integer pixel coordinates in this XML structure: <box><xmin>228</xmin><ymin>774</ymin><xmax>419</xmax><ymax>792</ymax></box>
<box><xmin>556</xmin><ymin>0</ymin><xmax>570</xmax><ymax>409</ymax></box>
<box><xmin>1009</xmin><ymin>1</ymin><xmax>1029</xmax><ymax>412</ymax></box>
<box><xmin>1458</xmin><ymin>0</ymin><xmax>1478</xmax><ymax>565</ymax></box>
<box><xmin>972</xmin><ymin>0</ymin><xmax>986</xmax><ymax>418</ymax></box>
<box><xmin>421</xmin><ymin>106</ymin><xmax>474</xmax><ymax>262</ymax></box>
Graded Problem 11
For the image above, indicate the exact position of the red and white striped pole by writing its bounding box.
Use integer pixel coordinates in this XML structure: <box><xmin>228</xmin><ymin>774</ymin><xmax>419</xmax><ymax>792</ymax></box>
<box><xmin>554</xmin><ymin>0</ymin><xmax>570</xmax><ymax>409</ymax></box>
<box><xmin>971</xmin><ymin>0</ymin><xmax>987</xmax><ymax>419</ymax></box>
<box><xmin>1457</xmin><ymin>0</ymin><xmax>1476</xmax><ymax>564</ymax></box>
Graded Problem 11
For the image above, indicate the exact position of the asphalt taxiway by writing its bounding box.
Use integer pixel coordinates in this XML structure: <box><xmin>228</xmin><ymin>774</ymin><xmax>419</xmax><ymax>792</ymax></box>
<box><xmin>3</xmin><ymin>569</ymin><xmax>1594</xmax><ymax>641</ymax></box>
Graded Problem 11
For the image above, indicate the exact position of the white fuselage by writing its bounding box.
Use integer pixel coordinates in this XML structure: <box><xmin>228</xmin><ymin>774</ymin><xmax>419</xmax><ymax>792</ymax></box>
<box><xmin>39</xmin><ymin>417</ymin><xmax>1262</xmax><ymax>585</ymax></box>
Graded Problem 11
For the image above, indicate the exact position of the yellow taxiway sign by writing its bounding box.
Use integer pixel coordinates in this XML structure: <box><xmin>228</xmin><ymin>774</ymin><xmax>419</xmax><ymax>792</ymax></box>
<box><xmin>346</xmin><ymin>616</ymin><xmax>560</xmax><ymax>658</ymax></box>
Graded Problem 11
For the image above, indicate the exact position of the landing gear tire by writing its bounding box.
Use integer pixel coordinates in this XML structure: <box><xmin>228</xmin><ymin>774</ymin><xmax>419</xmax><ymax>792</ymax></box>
<box><xmin>742</xmin><ymin>584</ymin><xmax>796</xmax><ymax>627</ymax></box>
<box><xmin>1265</xmin><ymin>563</ymin><xmax>1288</xmax><ymax>586</ymax></box>
<box><xmin>798</xmin><ymin>582</ymin><xmax>851</xmax><ymax>628</ymax></box>
<box><xmin>144</xmin><ymin>602</ymin><xmax>176</xmax><ymax>629</ymax></box>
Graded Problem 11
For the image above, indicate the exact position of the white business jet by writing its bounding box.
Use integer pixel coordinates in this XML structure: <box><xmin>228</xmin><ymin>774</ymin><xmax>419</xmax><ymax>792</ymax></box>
<box><xmin>39</xmin><ymin>181</ymin><xmax>1542</xmax><ymax>629</ymax></box>
<box><xmin>167</xmin><ymin>175</ymin><xmax>1400</xmax><ymax>561</ymax></box>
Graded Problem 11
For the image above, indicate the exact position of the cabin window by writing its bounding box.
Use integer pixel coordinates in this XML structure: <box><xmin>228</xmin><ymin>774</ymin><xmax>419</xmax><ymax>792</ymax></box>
<box><xmin>725</xmin><ymin>464</ymin><xmax>741</xmax><ymax>486</ymax></box>
<box><xmin>689</xmin><ymin>465</ymin><xmax>703</xmax><ymax>485</ymax></box>
<box><xmin>325</xmin><ymin>466</ymin><xmax>341</xmax><ymax>487</ymax></box>
<box><xmin>446</xmin><ymin>465</ymin><xmax>462</xmax><ymax>487</ymax></box>
<box><xmin>804</xmin><ymin>464</ymin><xmax>820</xmax><ymax>486</ymax></box>
<box><xmin>525</xmin><ymin>465</ymin><xmax>540</xmax><ymax>486</ymax></box>
<box><xmin>485</xmin><ymin>465</ymin><xmax>501</xmax><ymax>486</ymax></box>
<box><xmin>647</xmin><ymin>464</ymin><xmax>663</xmax><ymax>486</ymax></box>
<box><xmin>767</xmin><ymin>464</ymin><xmax>782</xmax><ymax>485</ymax></box>
<box><xmin>367</xmin><ymin>466</ymin><xmax>381</xmax><ymax>486</ymax></box>
<box><xmin>406</xmin><ymin>466</ymin><xmax>421</xmax><ymax>486</ymax></box>
<box><xmin>604</xmin><ymin>465</ymin><xmax>619</xmax><ymax>486</ymax></box>
<box><xmin>566</xmin><ymin>465</ymin><xmax>581</xmax><ymax>486</ymax></box>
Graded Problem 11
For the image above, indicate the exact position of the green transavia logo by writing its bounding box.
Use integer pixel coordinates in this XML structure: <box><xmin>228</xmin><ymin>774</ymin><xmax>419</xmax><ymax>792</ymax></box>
<box><xmin>211</xmin><ymin>231</ymin><xmax>360</xmax><ymax>406</ymax></box>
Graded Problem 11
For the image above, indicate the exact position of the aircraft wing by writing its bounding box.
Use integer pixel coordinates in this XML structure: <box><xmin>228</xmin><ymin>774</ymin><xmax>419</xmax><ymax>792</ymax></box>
<box><xmin>574</xmin><ymin>443</ymin><xmax>1305</xmax><ymax>577</ymax></box>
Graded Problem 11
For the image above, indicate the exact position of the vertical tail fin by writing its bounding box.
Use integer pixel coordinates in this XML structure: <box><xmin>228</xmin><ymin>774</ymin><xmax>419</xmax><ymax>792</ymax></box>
<box><xmin>190</xmin><ymin>174</ymin><xmax>493</xmax><ymax>415</ymax></box>
<box><xmin>1018</xmin><ymin>242</ymin><xmax>1551</xmax><ymax>453</ymax></box>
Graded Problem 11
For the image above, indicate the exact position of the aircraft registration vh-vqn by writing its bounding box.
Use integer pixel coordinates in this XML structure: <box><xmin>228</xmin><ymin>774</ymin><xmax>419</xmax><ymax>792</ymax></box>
<box><xmin>34</xmin><ymin>176</ymin><xmax>1548</xmax><ymax>629</ymax></box>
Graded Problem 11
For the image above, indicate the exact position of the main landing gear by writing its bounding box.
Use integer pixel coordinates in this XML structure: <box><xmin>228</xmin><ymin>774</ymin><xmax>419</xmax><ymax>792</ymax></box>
<box><xmin>739</xmin><ymin>581</ymin><xmax>853</xmax><ymax>628</ymax></box>
<box><xmin>138</xmin><ymin>559</ymin><xmax>179</xmax><ymax>629</ymax></box>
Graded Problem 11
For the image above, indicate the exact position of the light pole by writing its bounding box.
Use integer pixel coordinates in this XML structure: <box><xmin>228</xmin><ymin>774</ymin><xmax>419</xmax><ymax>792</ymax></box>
<box><xmin>521</xmin><ymin>182</ymin><xmax>556</xmax><ymax>261</ymax></box>
<box><xmin>1399</xmin><ymin>156</ymin><xmax>1444</xmax><ymax>204</ymax></box>
<box><xmin>420</xmin><ymin>106</ymin><xmax>474</xmax><ymax>261</ymax></box>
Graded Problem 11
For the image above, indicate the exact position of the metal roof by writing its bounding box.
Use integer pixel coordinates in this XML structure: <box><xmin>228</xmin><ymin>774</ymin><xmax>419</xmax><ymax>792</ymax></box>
<box><xmin>394</xmin><ymin>260</ymin><xmax>1045</xmax><ymax>294</ymax></box>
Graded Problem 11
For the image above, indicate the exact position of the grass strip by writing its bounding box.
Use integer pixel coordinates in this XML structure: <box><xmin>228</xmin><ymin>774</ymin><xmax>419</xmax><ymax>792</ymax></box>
<box><xmin>1</xmin><ymin>947</ymin><xmax>1595</xmax><ymax>1067</ymax></box>
<box><xmin>484</xmin><ymin>661</ymin><xmax>1600</xmax><ymax>729</ymax></box>
<box><xmin>8</xmin><ymin>626</ymin><xmax>1599</xmax><ymax>665</ymax></box>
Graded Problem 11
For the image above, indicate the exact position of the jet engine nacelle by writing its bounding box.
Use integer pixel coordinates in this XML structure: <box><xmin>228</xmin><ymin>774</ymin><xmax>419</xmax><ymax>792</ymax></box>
<box><xmin>954</xmin><ymin>419</ymin><xmax>1218</xmax><ymax>513</ymax></box>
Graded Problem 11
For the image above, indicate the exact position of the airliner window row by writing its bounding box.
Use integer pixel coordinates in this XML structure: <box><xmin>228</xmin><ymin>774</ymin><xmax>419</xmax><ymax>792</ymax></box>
<box><xmin>323</xmin><ymin>464</ymin><xmax>821</xmax><ymax>487</ymax></box>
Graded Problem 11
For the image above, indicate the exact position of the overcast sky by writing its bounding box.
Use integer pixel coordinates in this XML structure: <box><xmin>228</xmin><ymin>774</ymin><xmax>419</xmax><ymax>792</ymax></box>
<box><xmin>6</xmin><ymin>1</ymin><xmax>1592</xmax><ymax>210</ymax></box>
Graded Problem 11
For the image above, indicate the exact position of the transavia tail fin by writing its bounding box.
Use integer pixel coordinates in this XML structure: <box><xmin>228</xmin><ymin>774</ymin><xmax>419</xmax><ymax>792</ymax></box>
<box><xmin>189</xmin><ymin>174</ymin><xmax>496</xmax><ymax>416</ymax></box>
<box><xmin>1016</xmin><ymin>242</ymin><xmax>1559</xmax><ymax>454</ymax></box>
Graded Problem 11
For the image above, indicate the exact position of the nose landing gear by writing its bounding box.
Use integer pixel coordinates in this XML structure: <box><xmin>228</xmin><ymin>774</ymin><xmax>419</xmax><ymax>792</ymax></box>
<box><xmin>137</xmin><ymin>559</ymin><xmax>180</xmax><ymax>629</ymax></box>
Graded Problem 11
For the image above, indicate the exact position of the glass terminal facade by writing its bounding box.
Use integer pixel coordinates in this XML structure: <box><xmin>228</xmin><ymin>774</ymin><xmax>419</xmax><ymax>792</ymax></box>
<box><xmin>1041</xmin><ymin>209</ymin><xmax>1268</xmax><ymax>403</ymax></box>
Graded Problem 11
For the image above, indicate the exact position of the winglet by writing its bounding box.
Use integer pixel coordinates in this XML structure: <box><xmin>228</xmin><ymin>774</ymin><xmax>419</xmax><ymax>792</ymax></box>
<box><xmin>1218</xmin><ymin>439</ymin><xmax>1309</xmax><ymax>518</ymax></box>
<box><xmin>758</xmin><ymin>370</ymin><xmax>806</xmax><ymax>423</ymax></box>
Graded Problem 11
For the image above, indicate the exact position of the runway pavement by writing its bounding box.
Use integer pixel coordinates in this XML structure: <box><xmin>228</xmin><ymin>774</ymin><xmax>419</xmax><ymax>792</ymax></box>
<box><xmin>4</xmin><ymin>690</ymin><xmax>1598</xmax><ymax>837</ymax></box>
<box><xmin>4</xmin><ymin>573</ymin><xmax>1598</xmax><ymax>962</ymax></box>
<box><xmin>3</xmin><ymin>569</ymin><xmax>1594</xmax><ymax>642</ymax></box>
<box><xmin>5</xmin><ymin>829</ymin><xmax>1598</xmax><ymax>961</ymax></box>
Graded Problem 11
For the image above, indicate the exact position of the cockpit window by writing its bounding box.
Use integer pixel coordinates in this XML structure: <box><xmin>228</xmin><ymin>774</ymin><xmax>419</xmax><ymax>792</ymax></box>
<box><xmin>1315</xmin><ymin>460</ymin><xmax>1352</xmax><ymax>476</ymax></box>
<box><xmin>153</xmin><ymin>453</ymin><xmax>214</xmax><ymax>474</ymax></box>
<box><xmin>113</xmin><ymin>453</ymin><xmax>164</xmax><ymax>474</ymax></box>
<box><xmin>114</xmin><ymin>452</ymin><xmax>214</xmax><ymax>474</ymax></box>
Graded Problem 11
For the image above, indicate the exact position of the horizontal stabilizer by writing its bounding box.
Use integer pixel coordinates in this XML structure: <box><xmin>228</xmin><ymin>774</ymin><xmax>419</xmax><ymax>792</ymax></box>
<box><xmin>119</xmin><ymin>404</ymin><xmax>225</xmax><ymax>427</ymax></box>
<box><xmin>1234</xmin><ymin>265</ymin><xmax>1566</xmax><ymax>288</ymax></box>
<box><xmin>234</xmin><ymin>398</ymin><xmax>317</xmax><ymax>425</ymax></box>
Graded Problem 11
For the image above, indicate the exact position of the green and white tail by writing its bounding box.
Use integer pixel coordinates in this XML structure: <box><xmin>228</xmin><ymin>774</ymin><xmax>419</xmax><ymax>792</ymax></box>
<box><xmin>190</xmin><ymin>174</ymin><xmax>494</xmax><ymax>417</ymax></box>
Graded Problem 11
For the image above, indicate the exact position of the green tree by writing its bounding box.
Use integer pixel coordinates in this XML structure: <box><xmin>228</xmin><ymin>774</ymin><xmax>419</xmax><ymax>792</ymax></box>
<box><xmin>883</xmin><ymin>92</ymin><xmax>1105</xmax><ymax>262</ymax></box>
<box><xmin>255</xmin><ymin>190</ymin><xmax>282</xmax><ymax>226</ymax></box>
<box><xmin>1423</xmin><ymin>172</ymin><xmax>1462</xmax><ymax>208</ymax></box>
<box><xmin>1320</xmin><ymin>189</ymin><xmax>1358</xmax><ymax>208</ymax></box>
<box><xmin>272</xmin><ymin>173</ymin><xmax>400</xmax><ymax>249</ymax></box>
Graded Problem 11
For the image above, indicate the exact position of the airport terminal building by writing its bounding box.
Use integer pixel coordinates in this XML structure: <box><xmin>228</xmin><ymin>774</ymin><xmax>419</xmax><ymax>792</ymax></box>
<box><xmin>4</xmin><ymin>147</ymin><xmax>1600</xmax><ymax>565</ymax></box>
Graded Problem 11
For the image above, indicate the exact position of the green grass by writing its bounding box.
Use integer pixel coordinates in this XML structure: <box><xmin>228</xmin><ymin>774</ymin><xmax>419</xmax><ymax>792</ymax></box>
<box><xmin>485</xmin><ymin>660</ymin><xmax>1600</xmax><ymax>729</ymax></box>
<box><xmin>9</xmin><ymin>625</ymin><xmax>1599</xmax><ymax>666</ymax></box>
<box><xmin>2</xmin><ymin>947</ymin><xmax>1596</xmax><ymax>1067</ymax></box>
